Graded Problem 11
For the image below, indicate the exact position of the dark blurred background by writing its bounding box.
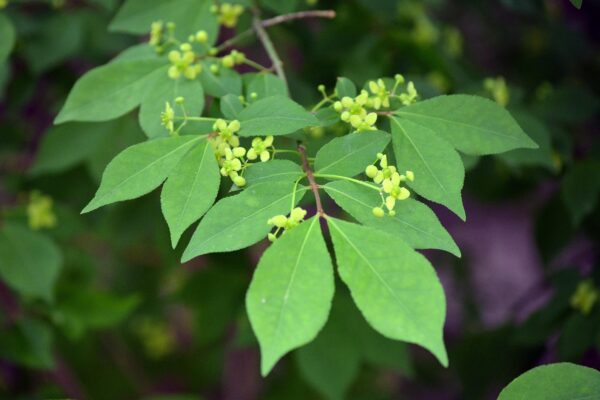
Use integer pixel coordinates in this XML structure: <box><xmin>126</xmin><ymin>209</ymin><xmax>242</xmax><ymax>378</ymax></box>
<box><xmin>0</xmin><ymin>0</ymin><xmax>599</xmax><ymax>399</ymax></box>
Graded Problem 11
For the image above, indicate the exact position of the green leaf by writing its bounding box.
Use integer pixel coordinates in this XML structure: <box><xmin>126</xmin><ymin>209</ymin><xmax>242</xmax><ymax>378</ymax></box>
<box><xmin>0</xmin><ymin>223</ymin><xmax>62</xmax><ymax>302</ymax></box>
<box><xmin>295</xmin><ymin>294</ymin><xmax>361</xmax><ymax>400</ymax></box>
<box><xmin>247</xmin><ymin>217</ymin><xmax>334</xmax><ymax>376</ymax></box>
<box><xmin>244</xmin><ymin>160</ymin><xmax>303</xmax><ymax>187</ymax></box>
<box><xmin>30</xmin><ymin>122</ymin><xmax>107</xmax><ymax>176</ymax></box>
<box><xmin>0</xmin><ymin>14</ymin><xmax>15</xmax><ymax>64</ymax></box>
<box><xmin>498</xmin><ymin>363</ymin><xmax>600</xmax><ymax>400</ymax></box>
<box><xmin>85</xmin><ymin>116</ymin><xmax>146</xmax><ymax>182</ymax></box>
<box><xmin>21</xmin><ymin>14</ymin><xmax>83</xmax><ymax>74</ymax></box>
<box><xmin>246</xmin><ymin>73</ymin><xmax>287</xmax><ymax>99</ymax></box>
<box><xmin>161</xmin><ymin>140</ymin><xmax>220</xmax><ymax>248</ymax></box>
<box><xmin>570</xmin><ymin>0</ymin><xmax>583</xmax><ymax>9</ymax></box>
<box><xmin>182</xmin><ymin>182</ymin><xmax>307</xmax><ymax>260</ymax></box>
<box><xmin>561</xmin><ymin>160</ymin><xmax>600</xmax><ymax>226</ymax></box>
<box><xmin>314</xmin><ymin>131</ymin><xmax>390</xmax><ymax>177</ymax></box>
<box><xmin>327</xmin><ymin>218</ymin><xmax>448</xmax><ymax>366</ymax></box>
<box><xmin>55</xmin><ymin>59</ymin><xmax>165</xmax><ymax>124</ymax></box>
<box><xmin>82</xmin><ymin>135</ymin><xmax>202</xmax><ymax>213</ymax></box>
<box><xmin>109</xmin><ymin>0</ymin><xmax>218</xmax><ymax>43</ymax></box>
<box><xmin>335</xmin><ymin>77</ymin><xmax>357</xmax><ymax>98</ymax></box>
<box><xmin>238</xmin><ymin>96</ymin><xmax>318</xmax><ymax>137</ymax></box>
<box><xmin>391</xmin><ymin>117</ymin><xmax>466</xmax><ymax>220</ymax></box>
<box><xmin>395</xmin><ymin>95</ymin><xmax>537</xmax><ymax>155</ymax></box>
<box><xmin>199</xmin><ymin>62</ymin><xmax>242</xmax><ymax>97</ymax></box>
<box><xmin>139</xmin><ymin>68</ymin><xmax>205</xmax><ymax>138</ymax></box>
<box><xmin>0</xmin><ymin>318</ymin><xmax>54</xmax><ymax>369</ymax></box>
<box><xmin>324</xmin><ymin>180</ymin><xmax>460</xmax><ymax>256</ymax></box>
<box><xmin>55</xmin><ymin>288</ymin><xmax>140</xmax><ymax>339</ymax></box>
<box><xmin>111</xmin><ymin>43</ymin><xmax>159</xmax><ymax>64</ymax></box>
<box><xmin>220</xmin><ymin>94</ymin><xmax>244</xmax><ymax>119</ymax></box>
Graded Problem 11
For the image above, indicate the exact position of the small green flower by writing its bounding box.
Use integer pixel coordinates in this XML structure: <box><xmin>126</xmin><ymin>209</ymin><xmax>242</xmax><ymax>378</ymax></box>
<box><xmin>267</xmin><ymin>207</ymin><xmax>308</xmax><ymax>237</ymax></box>
<box><xmin>160</xmin><ymin>102</ymin><xmax>175</xmax><ymax>134</ymax></box>
<box><xmin>247</xmin><ymin>136</ymin><xmax>274</xmax><ymax>162</ymax></box>
<box><xmin>219</xmin><ymin>147</ymin><xmax>243</xmax><ymax>177</ymax></box>
<box><xmin>149</xmin><ymin>21</ymin><xmax>164</xmax><ymax>47</ymax></box>
<box><xmin>27</xmin><ymin>191</ymin><xmax>57</xmax><ymax>230</ymax></box>
<box><xmin>399</xmin><ymin>81</ymin><xmax>418</xmax><ymax>105</ymax></box>
<box><xmin>571</xmin><ymin>280</ymin><xmax>599</xmax><ymax>315</ymax></box>
<box><xmin>368</xmin><ymin>79</ymin><xmax>391</xmax><ymax>109</ymax></box>
<box><xmin>216</xmin><ymin>3</ymin><xmax>244</xmax><ymax>28</ymax></box>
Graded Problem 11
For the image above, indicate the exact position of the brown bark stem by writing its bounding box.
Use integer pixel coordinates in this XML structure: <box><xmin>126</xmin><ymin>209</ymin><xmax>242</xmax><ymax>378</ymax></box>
<box><xmin>298</xmin><ymin>144</ymin><xmax>325</xmax><ymax>217</ymax></box>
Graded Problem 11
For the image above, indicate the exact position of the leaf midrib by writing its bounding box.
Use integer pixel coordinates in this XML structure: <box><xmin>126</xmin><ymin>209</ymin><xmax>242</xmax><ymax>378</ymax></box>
<box><xmin>188</xmin><ymin>186</ymin><xmax>308</xmax><ymax>252</ymax></box>
<box><xmin>60</xmin><ymin>62</ymin><xmax>163</xmax><ymax>119</ymax></box>
<box><xmin>316</xmin><ymin>135</ymin><xmax>388</xmax><ymax>174</ymax></box>
<box><xmin>396</xmin><ymin>108</ymin><xmax>521</xmax><ymax>142</ymax></box>
<box><xmin>325</xmin><ymin>185</ymin><xmax>446</xmax><ymax>244</ymax></box>
<box><xmin>272</xmin><ymin>218</ymin><xmax>318</xmax><ymax>346</ymax></box>
<box><xmin>87</xmin><ymin>136</ymin><xmax>201</xmax><ymax>210</ymax></box>
<box><xmin>173</xmin><ymin>142</ymin><xmax>213</xmax><ymax>232</ymax></box>
<box><xmin>329</xmin><ymin>219</ymin><xmax>420</xmax><ymax>331</ymax></box>
<box><xmin>391</xmin><ymin>117</ymin><xmax>448</xmax><ymax>194</ymax></box>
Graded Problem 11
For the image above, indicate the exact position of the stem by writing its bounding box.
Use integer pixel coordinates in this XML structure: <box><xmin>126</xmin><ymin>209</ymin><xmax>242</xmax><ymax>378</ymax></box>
<box><xmin>216</xmin><ymin>10</ymin><xmax>336</xmax><ymax>52</ymax></box>
<box><xmin>243</xmin><ymin>58</ymin><xmax>273</xmax><ymax>72</ymax></box>
<box><xmin>262</xmin><ymin>10</ymin><xmax>336</xmax><ymax>27</ymax></box>
<box><xmin>175</xmin><ymin>116</ymin><xmax>219</xmax><ymax>122</ymax></box>
<box><xmin>311</xmin><ymin>97</ymin><xmax>333</xmax><ymax>112</ymax></box>
<box><xmin>252</xmin><ymin>10</ymin><xmax>289</xmax><ymax>94</ymax></box>
<box><xmin>290</xmin><ymin>174</ymin><xmax>305</xmax><ymax>212</ymax></box>
<box><xmin>298</xmin><ymin>144</ymin><xmax>325</xmax><ymax>217</ymax></box>
<box><xmin>313</xmin><ymin>173</ymin><xmax>382</xmax><ymax>192</ymax></box>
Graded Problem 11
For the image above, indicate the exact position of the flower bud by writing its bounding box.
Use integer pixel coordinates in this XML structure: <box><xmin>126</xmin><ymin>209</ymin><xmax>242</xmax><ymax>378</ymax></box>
<box><xmin>233</xmin><ymin>176</ymin><xmax>246</xmax><ymax>187</ymax></box>
<box><xmin>333</xmin><ymin>101</ymin><xmax>343</xmax><ymax>112</ymax></box>
<box><xmin>406</xmin><ymin>170</ymin><xmax>414</xmax><ymax>182</ymax></box>
<box><xmin>222</xmin><ymin>55</ymin><xmax>235</xmax><ymax>68</ymax></box>
<box><xmin>365</xmin><ymin>165</ymin><xmax>378</xmax><ymax>178</ymax></box>
<box><xmin>175</xmin><ymin>96</ymin><xmax>185</xmax><ymax>104</ymax></box>
<box><xmin>372</xmin><ymin>207</ymin><xmax>385</xmax><ymax>218</ymax></box>
<box><xmin>196</xmin><ymin>30</ymin><xmax>208</xmax><ymax>43</ymax></box>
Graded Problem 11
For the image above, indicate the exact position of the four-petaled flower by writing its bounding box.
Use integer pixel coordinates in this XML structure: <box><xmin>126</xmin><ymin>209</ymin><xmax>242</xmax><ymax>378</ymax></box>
<box><xmin>247</xmin><ymin>136</ymin><xmax>274</xmax><ymax>162</ymax></box>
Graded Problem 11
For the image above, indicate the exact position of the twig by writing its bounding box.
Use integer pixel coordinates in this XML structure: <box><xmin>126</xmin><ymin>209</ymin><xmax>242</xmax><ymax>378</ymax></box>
<box><xmin>262</xmin><ymin>10</ymin><xmax>336</xmax><ymax>28</ymax></box>
<box><xmin>216</xmin><ymin>10</ymin><xmax>336</xmax><ymax>52</ymax></box>
<box><xmin>252</xmin><ymin>10</ymin><xmax>289</xmax><ymax>93</ymax></box>
<box><xmin>298</xmin><ymin>144</ymin><xmax>325</xmax><ymax>217</ymax></box>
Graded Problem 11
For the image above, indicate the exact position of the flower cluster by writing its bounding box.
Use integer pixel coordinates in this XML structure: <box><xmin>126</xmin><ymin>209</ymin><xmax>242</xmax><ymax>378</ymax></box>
<box><xmin>27</xmin><ymin>191</ymin><xmax>57</xmax><ymax>230</ymax></box>
<box><xmin>333</xmin><ymin>92</ymin><xmax>378</xmax><ymax>132</ymax></box>
<box><xmin>332</xmin><ymin>74</ymin><xmax>419</xmax><ymax>132</ymax></box>
<box><xmin>168</xmin><ymin>43</ymin><xmax>202</xmax><ymax>80</ymax></box>
<box><xmin>571</xmin><ymin>280</ymin><xmax>599</xmax><ymax>315</ymax></box>
<box><xmin>267</xmin><ymin>207</ymin><xmax>308</xmax><ymax>241</ymax></box>
<box><xmin>365</xmin><ymin>154</ymin><xmax>414</xmax><ymax>217</ymax></box>
<box><xmin>221</xmin><ymin>50</ymin><xmax>246</xmax><ymax>69</ymax></box>
<box><xmin>210</xmin><ymin>119</ymin><xmax>274</xmax><ymax>187</ymax></box>
<box><xmin>211</xmin><ymin>3</ymin><xmax>244</xmax><ymax>28</ymax></box>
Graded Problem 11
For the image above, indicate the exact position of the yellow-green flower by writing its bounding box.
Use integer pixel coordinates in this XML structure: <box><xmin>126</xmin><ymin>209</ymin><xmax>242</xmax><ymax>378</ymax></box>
<box><xmin>167</xmin><ymin>46</ymin><xmax>202</xmax><ymax>80</ymax></box>
<box><xmin>368</xmin><ymin>79</ymin><xmax>391</xmax><ymax>109</ymax></box>
<box><xmin>216</xmin><ymin>3</ymin><xmax>244</xmax><ymax>28</ymax></box>
<box><xmin>160</xmin><ymin>102</ymin><xmax>175</xmax><ymax>133</ymax></box>
<box><xmin>267</xmin><ymin>207</ymin><xmax>307</xmax><ymax>234</ymax></box>
<box><xmin>571</xmin><ymin>280</ymin><xmax>599</xmax><ymax>315</ymax></box>
<box><xmin>27</xmin><ymin>191</ymin><xmax>57</xmax><ymax>230</ymax></box>
<box><xmin>219</xmin><ymin>147</ymin><xmax>243</xmax><ymax>178</ymax></box>
<box><xmin>247</xmin><ymin>136</ymin><xmax>274</xmax><ymax>162</ymax></box>
<box><xmin>382</xmin><ymin>172</ymin><xmax>411</xmax><ymax>211</ymax></box>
